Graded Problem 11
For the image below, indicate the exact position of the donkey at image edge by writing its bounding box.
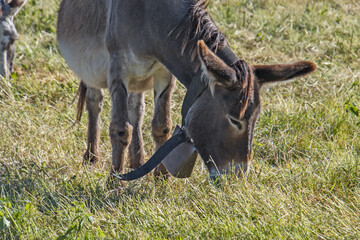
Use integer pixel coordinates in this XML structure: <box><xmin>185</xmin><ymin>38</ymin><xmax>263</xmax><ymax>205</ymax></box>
<box><xmin>57</xmin><ymin>0</ymin><xmax>316</xmax><ymax>182</ymax></box>
<box><xmin>0</xmin><ymin>0</ymin><xmax>27</xmax><ymax>78</ymax></box>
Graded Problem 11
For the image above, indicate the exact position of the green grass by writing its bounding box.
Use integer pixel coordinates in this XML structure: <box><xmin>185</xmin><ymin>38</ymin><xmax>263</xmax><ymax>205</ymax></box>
<box><xmin>1</xmin><ymin>0</ymin><xmax>359</xmax><ymax>239</ymax></box>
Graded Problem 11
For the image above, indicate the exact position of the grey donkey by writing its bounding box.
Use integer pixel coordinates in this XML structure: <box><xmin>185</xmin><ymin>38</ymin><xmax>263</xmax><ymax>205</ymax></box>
<box><xmin>0</xmin><ymin>0</ymin><xmax>27</xmax><ymax>78</ymax></box>
<box><xmin>57</xmin><ymin>0</ymin><xmax>316</xmax><ymax>181</ymax></box>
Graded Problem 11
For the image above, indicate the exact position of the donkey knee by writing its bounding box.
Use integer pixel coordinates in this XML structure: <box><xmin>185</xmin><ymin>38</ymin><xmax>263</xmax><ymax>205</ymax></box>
<box><xmin>109</xmin><ymin>121</ymin><xmax>133</xmax><ymax>146</ymax></box>
<box><xmin>151</xmin><ymin>121</ymin><xmax>172</xmax><ymax>149</ymax></box>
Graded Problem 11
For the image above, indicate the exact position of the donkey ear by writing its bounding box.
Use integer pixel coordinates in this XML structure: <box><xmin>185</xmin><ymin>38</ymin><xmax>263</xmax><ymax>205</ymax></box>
<box><xmin>197</xmin><ymin>40</ymin><xmax>237</xmax><ymax>88</ymax></box>
<box><xmin>252</xmin><ymin>61</ymin><xmax>316</xmax><ymax>89</ymax></box>
<box><xmin>8</xmin><ymin>0</ymin><xmax>27</xmax><ymax>16</ymax></box>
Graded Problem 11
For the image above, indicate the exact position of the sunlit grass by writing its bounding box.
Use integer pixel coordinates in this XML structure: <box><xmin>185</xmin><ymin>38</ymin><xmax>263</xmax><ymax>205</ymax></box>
<box><xmin>0</xmin><ymin>0</ymin><xmax>359</xmax><ymax>239</ymax></box>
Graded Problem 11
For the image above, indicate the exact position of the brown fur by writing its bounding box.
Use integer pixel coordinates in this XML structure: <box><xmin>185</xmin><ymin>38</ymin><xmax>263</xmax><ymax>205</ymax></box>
<box><xmin>231</xmin><ymin>60</ymin><xmax>254</xmax><ymax>119</ymax></box>
<box><xmin>197</xmin><ymin>40</ymin><xmax>237</xmax><ymax>85</ymax></box>
<box><xmin>252</xmin><ymin>61</ymin><xmax>317</xmax><ymax>86</ymax></box>
<box><xmin>197</xmin><ymin>40</ymin><xmax>253</xmax><ymax>119</ymax></box>
<box><xmin>76</xmin><ymin>81</ymin><xmax>87</xmax><ymax>123</ymax></box>
<box><xmin>8</xmin><ymin>0</ymin><xmax>25</xmax><ymax>8</ymax></box>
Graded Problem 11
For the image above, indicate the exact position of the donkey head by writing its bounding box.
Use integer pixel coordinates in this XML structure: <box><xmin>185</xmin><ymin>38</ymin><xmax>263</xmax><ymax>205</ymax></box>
<box><xmin>185</xmin><ymin>41</ymin><xmax>316</xmax><ymax>180</ymax></box>
<box><xmin>0</xmin><ymin>0</ymin><xmax>26</xmax><ymax>78</ymax></box>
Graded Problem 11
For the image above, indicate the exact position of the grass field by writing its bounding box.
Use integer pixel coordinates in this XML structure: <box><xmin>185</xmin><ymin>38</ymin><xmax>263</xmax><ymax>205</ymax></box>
<box><xmin>0</xmin><ymin>0</ymin><xmax>359</xmax><ymax>239</ymax></box>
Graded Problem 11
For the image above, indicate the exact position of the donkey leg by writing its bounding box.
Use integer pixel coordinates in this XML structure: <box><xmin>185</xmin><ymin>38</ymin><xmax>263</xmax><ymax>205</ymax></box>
<box><xmin>83</xmin><ymin>87</ymin><xmax>104</xmax><ymax>164</ymax></box>
<box><xmin>152</xmin><ymin>71</ymin><xmax>176</xmax><ymax>178</ymax></box>
<box><xmin>7</xmin><ymin>43</ymin><xmax>15</xmax><ymax>75</ymax></box>
<box><xmin>128</xmin><ymin>92</ymin><xmax>145</xmax><ymax>169</ymax></box>
<box><xmin>108</xmin><ymin>80</ymin><xmax>132</xmax><ymax>174</ymax></box>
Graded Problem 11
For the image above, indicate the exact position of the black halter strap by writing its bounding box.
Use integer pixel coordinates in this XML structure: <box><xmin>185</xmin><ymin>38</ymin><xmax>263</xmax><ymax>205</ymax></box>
<box><xmin>181</xmin><ymin>71</ymin><xmax>206</xmax><ymax>126</ymax></box>
<box><xmin>113</xmin><ymin>44</ymin><xmax>239</xmax><ymax>181</ymax></box>
<box><xmin>113</xmin><ymin>129</ymin><xmax>187</xmax><ymax>181</ymax></box>
<box><xmin>216</xmin><ymin>44</ymin><xmax>239</xmax><ymax>66</ymax></box>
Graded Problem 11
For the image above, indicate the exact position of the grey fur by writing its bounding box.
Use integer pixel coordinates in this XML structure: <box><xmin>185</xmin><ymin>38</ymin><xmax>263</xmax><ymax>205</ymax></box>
<box><xmin>57</xmin><ymin>0</ymin><xmax>316</xmax><ymax>180</ymax></box>
<box><xmin>0</xmin><ymin>0</ymin><xmax>26</xmax><ymax>78</ymax></box>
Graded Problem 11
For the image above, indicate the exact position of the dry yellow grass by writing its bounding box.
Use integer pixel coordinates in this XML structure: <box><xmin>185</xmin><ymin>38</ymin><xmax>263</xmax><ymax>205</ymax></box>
<box><xmin>0</xmin><ymin>0</ymin><xmax>359</xmax><ymax>239</ymax></box>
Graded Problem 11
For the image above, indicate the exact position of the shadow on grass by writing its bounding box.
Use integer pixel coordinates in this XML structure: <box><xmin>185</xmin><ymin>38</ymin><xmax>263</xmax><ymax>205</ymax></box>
<box><xmin>0</xmin><ymin>159</ymin><xmax>171</xmax><ymax>216</ymax></box>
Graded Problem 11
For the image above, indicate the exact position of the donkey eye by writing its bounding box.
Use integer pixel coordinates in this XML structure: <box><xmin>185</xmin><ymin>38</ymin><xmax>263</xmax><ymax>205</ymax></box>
<box><xmin>227</xmin><ymin>115</ymin><xmax>244</xmax><ymax>131</ymax></box>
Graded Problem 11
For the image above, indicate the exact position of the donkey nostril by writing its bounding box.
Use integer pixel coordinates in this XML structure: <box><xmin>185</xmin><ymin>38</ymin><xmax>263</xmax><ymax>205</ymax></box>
<box><xmin>229</xmin><ymin>117</ymin><xmax>242</xmax><ymax>130</ymax></box>
<box><xmin>117</xmin><ymin>131</ymin><xmax>125</xmax><ymax>137</ymax></box>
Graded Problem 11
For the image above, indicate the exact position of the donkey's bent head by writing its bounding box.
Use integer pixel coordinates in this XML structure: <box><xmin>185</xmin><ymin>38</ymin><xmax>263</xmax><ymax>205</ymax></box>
<box><xmin>185</xmin><ymin>41</ymin><xmax>316</xmax><ymax>180</ymax></box>
<box><xmin>0</xmin><ymin>0</ymin><xmax>27</xmax><ymax>78</ymax></box>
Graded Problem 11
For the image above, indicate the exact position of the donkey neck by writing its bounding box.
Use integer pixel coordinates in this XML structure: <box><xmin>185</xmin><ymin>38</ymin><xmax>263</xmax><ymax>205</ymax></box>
<box><xmin>158</xmin><ymin>39</ymin><xmax>238</xmax><ymax>88</ymax></box>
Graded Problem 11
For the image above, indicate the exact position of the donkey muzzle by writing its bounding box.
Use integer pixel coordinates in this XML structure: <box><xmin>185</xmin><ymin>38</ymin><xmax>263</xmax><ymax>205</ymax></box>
<box><xmin>209</xmin><ymin>162</ymin><xmax>248</xmax><ymax>182</ymax></box>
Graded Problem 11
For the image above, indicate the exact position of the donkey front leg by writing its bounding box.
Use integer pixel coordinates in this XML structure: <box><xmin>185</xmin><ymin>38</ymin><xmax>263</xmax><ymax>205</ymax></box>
<box><xmin>152</xmin><ymin>71</ymin><xmax>176</xmax><ymax>178</ymax></box>
<box><xmin>108</xmin><ymin>79</ymin><xmax>132</xmax><ymax>174</ymax></box>
<box><xmin>128</xmin><ymin>92</ymin><xmax>145</xmax><ymax>169</ymax></box>
<box><xmin>84</xmin><ymin>87</ymin><xmax>104</xmax><ymax>164</ymax></box>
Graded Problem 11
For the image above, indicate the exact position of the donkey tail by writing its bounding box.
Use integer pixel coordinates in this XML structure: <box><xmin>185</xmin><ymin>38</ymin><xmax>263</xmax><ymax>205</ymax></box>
<box><xmin>76</xmin><ymin>81</ymin><xmax>87</xmax><ymax>123</ymax></box>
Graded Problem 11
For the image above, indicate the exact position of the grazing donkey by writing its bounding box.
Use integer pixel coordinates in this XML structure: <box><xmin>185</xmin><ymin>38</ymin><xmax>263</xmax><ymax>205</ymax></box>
<box><xmin>57</xmin><ymin>0</ymin><xmax>316</xmax><ymax>180</ymax></box>
<box><xmin>0</xmin><ymin>0</ymin><xmax>27</xmax><ymax>78</ymax></box>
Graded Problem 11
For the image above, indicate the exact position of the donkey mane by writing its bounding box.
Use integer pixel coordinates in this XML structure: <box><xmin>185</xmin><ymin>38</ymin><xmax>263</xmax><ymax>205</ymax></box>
<box><xmin>171</xmin><ymin>0</ymin><xmax>226</xmax><ymax>61</ymax></box>
<box><xmin>171</xmin><ymin>0</ymin><xmax>253</xmax><ymax>119</ymax></box>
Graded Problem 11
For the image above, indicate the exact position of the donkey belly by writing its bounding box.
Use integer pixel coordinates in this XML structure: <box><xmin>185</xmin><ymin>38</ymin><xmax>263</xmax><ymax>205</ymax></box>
<box><xmin>57</xmin><ymin>0</ymin><xmax>170</xmax><ymax>91</ymax></box>
<box><xmin>59</xmin><ymin>41</ymin><xmax>168</xmax><ymax>92</ymax></box>
<box><xmin>57</xmin><ymin>0</ymin><xmax>111</xmax><ymax>89</ymax></box>
<box><xmin>59</xmin><ymin>40</ymin><xmax>109</xmax><ymax>89</ymax></box>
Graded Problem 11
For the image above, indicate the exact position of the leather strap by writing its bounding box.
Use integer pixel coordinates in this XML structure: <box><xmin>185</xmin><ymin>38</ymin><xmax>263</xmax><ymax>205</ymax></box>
<box><xmin>181</xmin><ymin>71</ymin><xmax>207</xmax><ymax>126</ymax></box>
<box><xmin>216</xmin><ymin>44</ymin><xmax>239</xmax><ymax>66</ymax></box>
<box><xmin>112</xmin><ymin>129</ymin><xmax>187</xmax><ymax>181</ymax></box>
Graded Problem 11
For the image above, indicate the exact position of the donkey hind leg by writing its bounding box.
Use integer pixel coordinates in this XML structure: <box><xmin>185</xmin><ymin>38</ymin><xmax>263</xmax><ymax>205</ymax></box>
<box><xmin>152</xmin><ymin>71</ymin><xmax>176</xmax><ymax>178</ymax></box>
<box><xmin>83</xmin><ymin>87</ymin><xmax>104</xmax><ymax>164</ymax></box>
<box><xmin>128</xmin><ymin>92</ymin><xmax>145</xmax><ymax>169</ymax></box>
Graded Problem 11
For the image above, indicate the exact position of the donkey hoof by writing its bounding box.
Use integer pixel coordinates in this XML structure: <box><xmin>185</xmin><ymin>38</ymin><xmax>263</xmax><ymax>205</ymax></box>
<box><xmin>83</xmin><ymin>151</ymin><xmax>101</xmax><ymax>165</ymax></box>
<box><xmin>154</xmin><ymin>173</ymin><xmax>171</xmax><ymax>182</ymax></box>
<box><xmin>106</xmin><ymin>174</ymin><xmax>127</xmax><ymax>190</ymax></box>
<box><xmin>154</xmin><ymin>164</ymin><xmax>171</xmax><ymax>181</ymax></box>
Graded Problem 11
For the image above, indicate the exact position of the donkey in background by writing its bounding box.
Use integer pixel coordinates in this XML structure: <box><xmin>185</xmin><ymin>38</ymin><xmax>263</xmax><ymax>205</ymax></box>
<box><xmin>57</xmin><ymin>0</ymin><xmax>316</xmax><ymax>181</ymax></box>
<box><xmin>0</xmin><ymin>0</ymin><xmax>27</xmax><ymax>78</ymax></box>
